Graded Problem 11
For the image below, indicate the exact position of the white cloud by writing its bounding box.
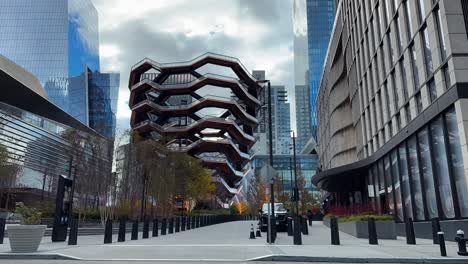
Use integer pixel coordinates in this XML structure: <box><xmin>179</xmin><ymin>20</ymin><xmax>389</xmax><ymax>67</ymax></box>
<box><xmin>92</xmin><ymin>0</ymin><xmax>297</xmax><ymax>136</ymax></box>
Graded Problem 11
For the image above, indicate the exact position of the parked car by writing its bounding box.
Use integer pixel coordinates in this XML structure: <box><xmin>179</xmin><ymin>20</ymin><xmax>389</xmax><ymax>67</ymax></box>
<box><xmin>259</xmin><ymin>203</ymin><xmax>289</xmax><ymax>232</ymax></box>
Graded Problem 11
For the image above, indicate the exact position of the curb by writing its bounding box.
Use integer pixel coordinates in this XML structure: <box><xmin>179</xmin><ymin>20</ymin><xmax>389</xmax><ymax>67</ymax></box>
<box><xmin>0</xmin><ymin>253</ymin><xmax>81</xmax><ymax>260</ymax></box>
<box><xmin>251</xmin><ymin>255</ymin><xmax>468</xmax><ymax>264</ymax></box>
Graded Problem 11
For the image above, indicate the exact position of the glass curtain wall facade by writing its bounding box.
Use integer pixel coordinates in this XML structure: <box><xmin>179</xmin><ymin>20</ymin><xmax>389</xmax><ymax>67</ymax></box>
<box><xmin>306</xmin><ymin>0</ymin><xmax>335</xmax><ymax>139</ymax></box>
<box><xmin>252</xmin><ymin>154</ymin><xmax>319</xmax><ymax>193</ymax></box>
<box><xmin>314</xmin><ymin>0</ymin><xmax>468</xmax><ymax>222</ymax></box>
<box><xmin>0</xmin><ymin>0</ymin><xmax>100</xmax><ymax>116</ymax></box>
<box><xmin>294</xmin><ymin>0</ymin><xmax>313</xmax><ymax>151</ymax></box>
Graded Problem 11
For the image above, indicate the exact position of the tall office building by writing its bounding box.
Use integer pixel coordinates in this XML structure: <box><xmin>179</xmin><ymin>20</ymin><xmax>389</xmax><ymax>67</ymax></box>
<box><xmin>306</xmin><ymin>0</ymin><xmax>335</xmax><ymax>139</ymax></box>
<box><xmin>0</xmin><ymin>0</ymin><xmax>100</xmax><ymax>117</ymax></box>
<box><xmin>294</xmin><ymin>0</ymin><xmax>313</xmax><ymax>151</ymax></box>
<box><xmin>314</xmin><ymin>0</ymin><xmax>468</xmax><ymax>231</ymax></box>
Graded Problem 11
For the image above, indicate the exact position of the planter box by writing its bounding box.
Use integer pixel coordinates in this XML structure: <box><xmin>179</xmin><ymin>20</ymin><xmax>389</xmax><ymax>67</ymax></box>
<box><xmin>7</xmin><ymin>225</ymin><xmax>46</xmax><ymax>253</ymax></box>
<box><xmin>324</xmin><ymin>219</ymin><xmax>396</xmax><ymax>239</ymax></box>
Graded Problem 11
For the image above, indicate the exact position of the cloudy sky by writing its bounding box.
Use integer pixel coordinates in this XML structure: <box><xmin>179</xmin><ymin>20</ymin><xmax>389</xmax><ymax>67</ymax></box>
<box><xmin>92</xmin><ymin>0</ymin><xmax>296</xmax><ymax>138</ymax></box>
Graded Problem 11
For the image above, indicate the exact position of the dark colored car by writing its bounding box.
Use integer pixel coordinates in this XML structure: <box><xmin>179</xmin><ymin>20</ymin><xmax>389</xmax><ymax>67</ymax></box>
<box><xmin>259</xmin><ymin>203</ymin><xmax>289</xmax><ymax>232</ymax></box>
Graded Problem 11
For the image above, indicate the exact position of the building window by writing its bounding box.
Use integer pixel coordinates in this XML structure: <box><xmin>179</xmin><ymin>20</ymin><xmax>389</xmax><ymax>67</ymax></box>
<box><xmin>400</xmin><ymin>58</ymin><xmax>409</xmax><ymax>102</ymax></box>
<box><xmin>385</xmin><ymin>155</ymin><xmax>395</xmax><ymax>215</ymax></box>
<box><xmin>428</xmin><ymin>78</ymin><xmax>437</xmax><ymax>102</ymax></box>
<box><xmin>391</xmin><ymin>149</ymin><xmax>404</xmax><ymax>221</ymax></box>
<box><xmin>442</xmin><ymin>65</ymin><xmax>451</xmax><ymax>91</ymax></box>
<box><xmin>409</xmin><ymin>44</ymin><xmax>420</xmax><ymax>89</ymax></box>
<box><xmin>388</xmin><ymin>30</ymin><xmax>395</xmax><ymax>65</ymax></box>
<box><xmin>417</xmin><ymin>0</ymin><xmax>426</xmax><ymax>23</ymax></box>
<box><xmin>415</xmin><ymin>92</ymin><xmax>423</xmax><ymax>114</ymax></box>
<box><xmin>421</xmin><ymin>25</ymin><xmax>434</xmax><ymax>77</ymax></box>
<box><xmin>399</xmin><ymin>143</ymin><xmax>413</xmax><ymax>219</ymax></box>
<box><xmin>390</xmin><ymin>71</ymin><xmax>399</xmax><ymax>111</ymax></box>
<box><xmin>430</xmin><ymin>116</ymin><xmax>455</xmax><ymax>218</ymax></box>
<box><xmin>384</xmin><ymin>82</ymin><xmax>391</xmax><ymax>121</ymax></box>
<box><xmin>396</xmin><ymin>112</ymin><xmax>402</xmax><ymax>131</ymax></box>
<box><xmin>434</xmin><ymin>7</ymin><xmax>447</xmax><ymax>60</ymax></box>
<box><xmin>418</xmin><ymin>127</ymin><xmax>438</xmax><ymax>219</ymax></box>
<box><xmin>408</xmin><ymin>135</ymin><xmax>425</xmax><ymax>220</ymax></box>
<box><xmin>445</xmin><ymin>107</ymin><xmax>468</xmax><ymax>217</ymax></box>
<box><xmin>395</xmin><ymin>14</ymin><xmax>404</xmax><ymax>54</ymax></box>
<box><xmin>405</xmin><ymin>104</ymin><xmax>412</xmax><ymax>123</ymax></box>
<box><xmin>404</xmin><ymin>0</ymin><xmax>414</xmax><ymax>38</ymax></box>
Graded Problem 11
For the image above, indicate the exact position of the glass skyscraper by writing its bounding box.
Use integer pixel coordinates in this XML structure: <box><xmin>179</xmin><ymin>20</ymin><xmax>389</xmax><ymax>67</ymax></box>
<box><xmin>306</xmin><ymin>0</ymin><xmax>335</xmax><ymax>139</ymax></box>
<box><xmin>0</xmin><ymin>0</ymin><xmax>100</xmax><ymax>115</ymax></box>
<box><xmin>69</xmin><ymin>68</ymin><xmax>120</xmax><ymax>139</ymax></box>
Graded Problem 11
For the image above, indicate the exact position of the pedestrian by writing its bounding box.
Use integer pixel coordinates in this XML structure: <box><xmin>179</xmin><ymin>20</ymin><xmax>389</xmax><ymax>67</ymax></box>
<box><xmin>307</xmin><ymin>209</ymin><xmax>313</xmax><ymax>226</ymax></box>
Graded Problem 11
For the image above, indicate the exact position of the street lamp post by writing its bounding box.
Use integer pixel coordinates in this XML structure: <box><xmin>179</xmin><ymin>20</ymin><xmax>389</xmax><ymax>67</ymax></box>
<box><xmin>259</xmin><ymin>79</ymin><xmax>276</xmax><ymax>244</ymax></box>
<box><xmin>291</xmin><ymin>132</ymin><xmax>302</xmax><ymax>245</ymax></box>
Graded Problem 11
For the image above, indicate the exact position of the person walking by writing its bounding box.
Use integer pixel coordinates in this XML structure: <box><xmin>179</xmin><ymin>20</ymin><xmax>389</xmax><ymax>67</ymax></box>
<box><xmin>307</xmin><ymin>209</ymin><xmax>313</xmax><ymax>226</ymax></box>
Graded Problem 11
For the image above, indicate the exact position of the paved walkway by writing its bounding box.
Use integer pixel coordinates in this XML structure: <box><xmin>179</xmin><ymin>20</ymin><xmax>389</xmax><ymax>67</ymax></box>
<box><xmin>0</xmin><ymin>221</ymin><xmax>466</xmax><ymax>262</ymax></box>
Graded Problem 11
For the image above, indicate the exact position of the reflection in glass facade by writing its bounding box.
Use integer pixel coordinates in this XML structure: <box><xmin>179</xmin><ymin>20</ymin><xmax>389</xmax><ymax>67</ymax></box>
<box><xmin>0</xmin><ymin>102</ymin><xmax>110</xmax><ymax>196</ymax></box>
<box><xmin>252</xmin><ymin>154</ymin><xmax>319</xmax><ymax>193</ymax></box>
<box><xmin>366</xmin><ymin>106</ymin><xmax>467</xmax><ymax>221</ymax></box>
<box><xmin>306</xmin><ymin>0</ymin><xmax>335</xmax><ymax>139</ymax></box>
<box><xmin>0</xmin><ymin>0</ymin><xmax>100</xmax><ymax>116</ymax></box>
<box><xmin>69</xmin><ymin>68</ymin><xmax>120</xmax><ymax>139</ymax></box>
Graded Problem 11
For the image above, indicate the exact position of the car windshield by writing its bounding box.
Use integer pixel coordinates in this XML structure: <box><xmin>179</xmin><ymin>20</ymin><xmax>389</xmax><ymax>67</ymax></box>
<box><xmin>262</xmin><ymin>203</ymin><xmax>285</xmax><ymax>212</ymax></box>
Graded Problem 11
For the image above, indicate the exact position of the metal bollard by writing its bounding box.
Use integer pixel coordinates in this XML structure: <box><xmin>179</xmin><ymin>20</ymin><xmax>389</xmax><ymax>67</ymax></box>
<box><xmin>438</xmin><ymin>232</ymin><xmax>447</xmax><ymax>257</ymax></box>
<box><xmin>104</xmin><ymin>219</ymin><xmax>113</xmax><ymax>244</ymax></box>
<box><xmin>455</xmin><ymin>230</ymin><xmax>468</xmax><ymax>256</ymax></box>
<box><xmin>175</xmin><ymin>217</ymin><xmax>180</xmax><ymax>232</ymax></box>
<box><xmin>161</xmin><ymin>218</ymin><xmax>167</xmax><ymax>235</ymax></box>
<box><xmin>181</xmin><ymin>216</ymin><xmax>186</xmax><ymax>231</ymax></box>
<box><xmin>187</xmin><ymin>216</ymin><xmax>191</xmax><ymax>230</ymax></box>
<box><xmin>196</xmin><ymin>216</ymin><xmax>200</xmax><ymax>228</ymax></box>
<box><xmin>68</xmin><ymin>218</ymin><xmax>78</xmax><ymax>245</ymax></box>
<box><xmin>405</xmin><ymin>218</ymin><xmax>416</xmax><ymax>245</ymax></box>
<box><xmin>152</xmin><ymin>219</ymin><xmax>158</xmax><ymax>237</ymax></box>
<box><xmin>191</xmin><ymin>216</ymin><xmax>195</xmax><ymax>229</ymax></box>
<box><xmin>287</xmin><ymin>217</ymin><xmax>293</xmax><ymax>236</ymax></box>
<box><xmin>168</xmin><ymin>218</ymin><xmax>174</xmax><ymax>234</ymax></box>
<box><xmin>301</xmin><ymin>217</ymin><xmax>309</xmax><ymax>235</ymax></box>
<box><xmin>330</xmin><ymin>217</ymin><xmax>340</xmax><ymax>245</ymax></box>
<box><xmin>143</xmin><ymin>218</ymin><xmax>150</xmax><ymax>239</ymax></box>
<box><xmin>131</xmin><ymin>220</ymin><xmax>138</xmax><ymax>240</ymax></box>
<box><xmin>431</xmin><ymin>218</ymin><xmax>441</xmax><ymax>244</ymax></box>
<box><xmin>118</xmin><ymin>218</ymin><xmax>126</xmax><ymax>242</ymax></box>
<box><xmin>368</xmin><ymin>218</ymin><xmax>378</xmax><ymax>245</ymax></box>
<box><xmin>0</xmin><ymin>218</ymin><xmax>5</xmax><ymax>244</ymax></box>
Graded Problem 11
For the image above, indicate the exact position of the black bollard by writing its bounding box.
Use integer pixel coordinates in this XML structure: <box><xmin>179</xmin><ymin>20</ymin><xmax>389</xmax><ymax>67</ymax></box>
<box><xmin>152</xmin><ymin>219</ymin><xmax>158</xmax><ymax>237</ymax></box>
<box><xmin>0</xmin><ymin>218</ymin><xmax>5</xmax><ymax>244</ymax></box>
<box><xmin>118</xmin><ymin>218</ymin><xmax>126</xmax><ymax>242</ymax></box>
<box><xmin>161</xmin><ymin>218</ymin><xmax>167</xmax><ymax>235</ymax></box>
<box><xmin>438</xmin><ymin>232</ymin><xmax>447</xmax><ymax>257</ymax></box>
<box><xmin>169</xmin><ymin>218</ymin><xmax>174</xmax><ymax>234</ymax></box>
<box><xmin>143</xmin><ymin>218</ymin><xmax>150</xmax><ymax>239</ymax></box>
<box><xmin>287</xmin><ymin>217</ymin><xmax>293</xmax><ymax>236</ymax></box>
<box><xmin>455</xmin><ymin>230</ymin><xmax>468</xmax><ymax>256</ymax></box>
<box><xmin>175</xmin><ymin>217</ymin><xmax>180</xmax><ymax>232</ymax></box>
<box><xmin>405</xmin><ymin>218</ymin><xmax>416</xmax><ymax>245</ymax></box>
<box><xmin>249</xmin><ymin>224</ymin><xmax>256</xmax><ymax>239</ymax></box>
<box><xmin>431</xmin><ymin>218</ymin><xmax>441</xmax><ymax>244</ymax></box>
<box><xmin>330</xmin><ymin>217</ymin><xmax>340</xmax><ymax>245</ymax></box>
<box><xmin>196</xmin><ymin>216</ymin><xmax>200</xmax><ymax>228</ymax></box>
<box><xmin>368</xmin><ymin>218</ymin><xmax>378</xmax><ymax>245</ymax></box>
<box><xmin>181</xmin><ymin>217</ymin><xmax>186</xmax><ymax>231</ymax></box>
<box><xmin>302</xmin><ymin>217</ymin><xmax>309</xmax><ymax>235</ymax></box>
<box><xmin>104</xmin><ymin>219</ymin><xmax>113</xmax><ymax>244</ymax></box>
<box><xmin>187</xmin><ymin>216</ymin><xmax>191</xmax><ymax>230</ymax></box>
<box><xmin>68</xmin><ymin>218</ymin><xmax>78</xmax><ymax>245</ymax></box>
<box><xmin>131</xmin><ymin>220</ymin><xmax>138</xmax><ymax>240</ymax></box>
<box><xmin>191</xmin><ymin>216</ymin><xmax>195</xmax><ymax>229</ymax></box>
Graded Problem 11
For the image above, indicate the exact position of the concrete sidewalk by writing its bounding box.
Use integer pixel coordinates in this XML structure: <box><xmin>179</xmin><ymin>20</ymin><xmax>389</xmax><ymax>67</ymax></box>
<box><xmin>0</xmin><ymin>221</ymin><xmax>466</xmax><ymax>263</ymax></box>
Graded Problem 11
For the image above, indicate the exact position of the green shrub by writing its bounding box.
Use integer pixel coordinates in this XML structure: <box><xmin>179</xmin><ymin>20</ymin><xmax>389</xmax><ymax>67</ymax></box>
<box><xmin>15</xmin><ymin>202</ymin><xmax>42</xmax><ymax>225</ymax></box>
<box><xmin>324</xmin><ymin>213</ymin><xmax>393</xmax><ymax>222</ymax></box>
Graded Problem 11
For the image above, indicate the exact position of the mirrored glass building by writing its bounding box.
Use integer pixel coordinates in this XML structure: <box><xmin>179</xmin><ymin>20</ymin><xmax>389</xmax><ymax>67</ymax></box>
<box><xmin>0</xmin><ymin>0</ymin><xmax>100</xmax><ymax>116</ymax></box>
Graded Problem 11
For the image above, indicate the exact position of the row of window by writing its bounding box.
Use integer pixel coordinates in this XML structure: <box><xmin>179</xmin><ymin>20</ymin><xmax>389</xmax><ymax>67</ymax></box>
<box><xmin>366</xmin><ymin>106</ymin><xmax>468</xmax><ymax>221</ymax></box>
<box><xmin>345</xmin><ymin>0</ymin><xmax>451</xmax><ymax>159</ymax></box>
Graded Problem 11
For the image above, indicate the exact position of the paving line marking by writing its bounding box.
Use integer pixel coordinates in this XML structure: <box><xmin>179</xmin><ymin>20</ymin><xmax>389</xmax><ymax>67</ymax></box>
<box><xmin>79</xmin><ymin>258</ymin><xmax>246</xmax><ymax>262</ymax></box>
<box><xmin>102</xmin><ymin>244</ymin><xmax>267</xmax><ymax>247</ymax></box>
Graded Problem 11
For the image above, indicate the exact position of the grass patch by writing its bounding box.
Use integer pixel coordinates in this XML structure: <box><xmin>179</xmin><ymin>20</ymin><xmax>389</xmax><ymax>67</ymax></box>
<box><xmin>325</xmin><ymin>213</ymin><xmax>394</xmax><ymax>223</ymax></box>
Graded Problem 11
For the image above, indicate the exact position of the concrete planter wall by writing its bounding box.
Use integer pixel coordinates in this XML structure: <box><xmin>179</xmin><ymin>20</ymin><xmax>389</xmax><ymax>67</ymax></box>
<box><xmin>7</xmin><ymin>225</ymin><xmax>46</xmax><ymax>252</ymax></box>
<box><xmin>323</xmin><ymin>218</ymin><xmax>396</xmax><ymax>239</ymax></box>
